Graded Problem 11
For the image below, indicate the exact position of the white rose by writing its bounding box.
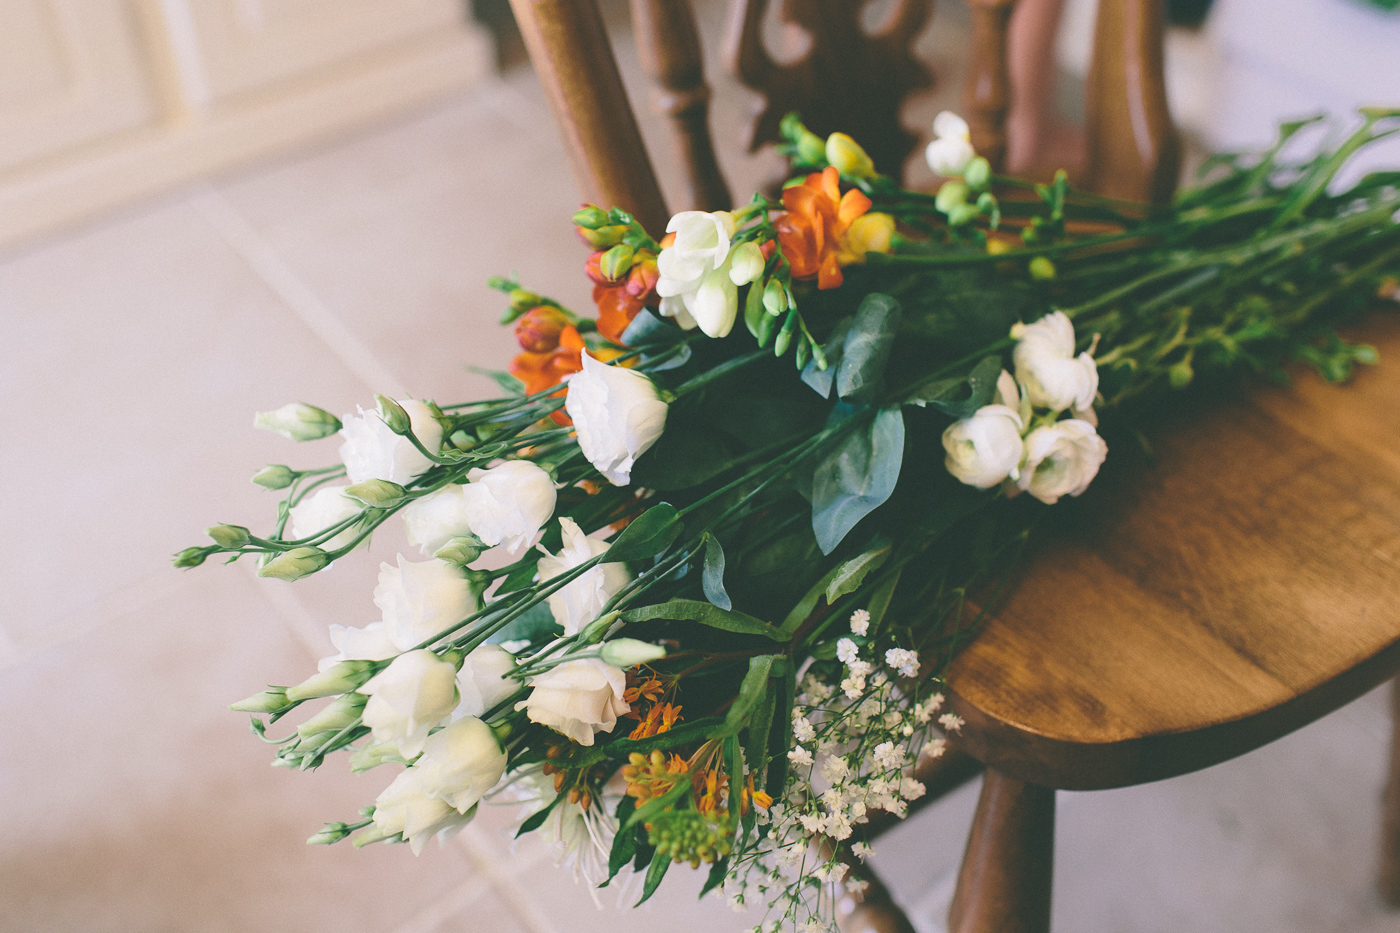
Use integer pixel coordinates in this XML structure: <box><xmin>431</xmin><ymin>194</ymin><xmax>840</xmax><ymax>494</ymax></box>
<box><xmin>374</xmin><ymin>554</ymin><xmax>477</xmax><ymax>651</ymax></box>
<box><xmin>412</xmin><ymin>716</ymin><xmax>507</xmax><ymax>812</ymax></box>
<box><xmin>517</xmin><ymin>658</ymin><xmax>629</xmax><ymax>746</ymax></box>
<box><xmin>454</xmin><ymin>644</ymin><xmax>520</xmax><ymax>718</ymax></box>
<box><xmin>358</xmin><ymin>648</ymin><xmax>459</xmax><ymax>758</ymax></box>
<box><xmin>289</xmin><ymin>485</ymin><xmax>364</xmax><ymax>552</ymax></box>
<box><xmin>1011</xmin><ymin>312</ymin><xmax>1099</xmax><ymax>413</ymax></box>
<box><xmin>564</xmin><ymin>352</ymin><xmax>668</xmax><ymax>486</ymax></box>
<box><xmin>942</xmin><ymin>404</ymin><xmax>1025</xmax><ymax>489</ymax></box>
<box><xmin>371</xmin><ymin>767</ymin><xmax>472</xmax><ymax>854</ymax></box>
<box><xmin>657</xmin><ymin>210</ymin><xmax>742</xmax><ymax>337</ymax></box>
<box><xmin>1018</xmin><ymin>419</ymin><xmax>1108</xmax><ymax>504</ymax></box>
<box><xmin>462</xmin><ymin>461</ymin><xmax>558</xmax><ymax>557</ymax></box>
<box><xmin>925</xmin><ymin>111</ymin><xmax>976</xmax><ymax>177</ymax></box>
<box><xmin>339</xmin><ymin>398</ymin><xmax>444</xmax><ymax>485</ymax></box>
<box><xmin>537</xmin><ymin>517</ymin><xmax>631</xmax><ymax>636</ymax></box>
<box><xmin>318</xmin><ymin>621</ymin><xmax>398</xmax><ymax>671</ymax></box>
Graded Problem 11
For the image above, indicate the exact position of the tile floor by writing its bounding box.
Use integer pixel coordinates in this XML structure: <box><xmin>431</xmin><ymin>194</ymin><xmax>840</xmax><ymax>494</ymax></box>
<box><xmin>2</xmin><ymin>3</ymin><xmax>1400</xmax><ymax>931</ymax></box>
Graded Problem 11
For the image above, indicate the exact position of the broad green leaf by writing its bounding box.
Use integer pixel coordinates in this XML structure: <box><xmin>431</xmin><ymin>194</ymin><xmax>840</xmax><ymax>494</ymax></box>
<box><xmin>779</xmin><ymin>559</ymin><xmax>846</xmax><ymax>636</ymax></box>
<box><xmin>516</xmin><ymin>795</ymin><xmax>560</xmax><ymax>838</ymax></box>
<box><xmin>825</xmin><ymin>541</ymin><xmax>891</xmax><ymax>604</ymax></box>
<box><xmin>905</xmin><ymin>355</ymin><xmax>1003</xmax><ymax>416</ymax></box>
<box><xmin>621</xmin><ymin>599</ymin><xmax>785</xmax><ymax>640</ymax></box>
<box><xmin>602</xmin><ymin>717</ymin><xmax>727</xmax><ymax>758</ymax></box>
<box><xmin>486</xmin><ymin>600</ymin><xmax>561</xmax><ymax>646</ymax></box>
<box><xmin>702</xmin><ymin>535</ymin><xmax>731</xmax><ymax>610</ymax></box>
<box><xmin>700</xmin><ymin>856</ymin><xmax>731</xmax><ymax>898</ymax></box>
<box><xmin>605</xmin><ymin>503</ymin><xmax>681</xmax><ymax>562</ymax></box>
<box><xmin>744</xmin><ymin>669</ymin><xmax>778</xmax><ymax>783</ymax></box>
<box><xmin>723</xmin><ymin>655</ymin><xmax>778</xmax><ymax>735</ymax></box>
<box><xmin>764</xmin><ymin>662</ymin><xmax>797</xmax><ymax>797</ymax></box>
<box><xmin>725</xmin><ymin>734</ymin><xmax>744</xmax><ymax>819</ymax></box>
<box><xmin>864</xmin><ymin>565</ymin><xmax>901</xmax><ymax>631</ymax></box>
<box><xmin>811</xmin><ymin>406</ymin><xmax>905</xmax><ymax>554</ymax></box>
<box><xmin>836</xmin><ymin>294</ymin><xmax>901</xmax><ymax>403</ymax></box>
<box><xmin>801</xmin><ymin>316</ymin><xmax>852</xmax><ymax>398</ymax></box>
<box><xmin>602</xmin><ymin>797</ymin><xmax>638</xmax><ymax>885</ymax></box>
<box><xmin>621</xmin><ymin>309</ymin><xmax>686</xmax><ymax>346</ymax></box>
<box><xmin>637</xmin><ymin>852</ymin><xmax>672</xmax><ymax>906</ymax></box>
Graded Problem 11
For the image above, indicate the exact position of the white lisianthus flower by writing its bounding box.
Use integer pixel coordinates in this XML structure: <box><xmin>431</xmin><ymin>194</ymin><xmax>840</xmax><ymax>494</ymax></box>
<box><xmin>942</xmin><ymin>403</ymin><xmax>1025</xmax><ymax>488</ymax></box>
<box><xmin>925</xmin><ymin>111</ymin><xmax>976</xmax><ymax>177</ymax></box>
<box><xmin>401</xmin><ymin>484</ymin><xmax>473</xmax><ymax>556</ymax></box>
<box><xmin>656</xmin><ymin>210</ymin><xmax>738</xmax><ymax>333</ymax></box>
<box><xmin>339</xmin><ymin>399</ymin><xmax>443</xmax><ymax>485</ymax></box>
<box><xmin>454</xmin><ymin>644</ymin><xmax>519</xmax><ymax>718</ymax></box>
<box><xmin>370</xmin><ymin>768</ymin><xmax>472</xmax><ymax>854</ymax></box>
<box><xmin>289</xmin><ymin>485</ymin><xmax>364</xmax><ymax>552</ymax></box>
<box><xmin>374</xmin><ymin>555</ymin><xmax>476</xmax><ymax>651</ymax></box>
<box><xmin>358</xmin><ymin>648</ymin><xmax>459</xmax><ymax>758</ymax></box>
<box><xmin>1010</xmin><ymin>312</ymin><xmax>1100</xmax><ymax>413</ymax></box>
<box><xmin>318</xmin><ymin>621</ymin><xmax>398</xmax><ymax>671</ymax></box>
<box><xmin>1018</xmin><ymin>419</ymin><xmax>1108</xmax><ymax>504</ymax></box>
<box><xmin>537</xmin><ymin>517</ymin><xmax>631</xmax><ymax>636</ymax></box>
<box><xmin>461</xmin><ymin>461</ymin><xmax>558</xmax><ymax>556</ymax></box>
<box><xmin>412</xmin><ymin>716</ymin><xmax>508</xmax><ymax>813</ymax></box>
<box><xmin>564</xmin><ymin>352</ymin><xmax>668</xmax><ymax>486</ymax></box>
<box><xmin>518</xmin><ymin>658</ymin><xmax>629</xmax><ymax>746</ymax></box>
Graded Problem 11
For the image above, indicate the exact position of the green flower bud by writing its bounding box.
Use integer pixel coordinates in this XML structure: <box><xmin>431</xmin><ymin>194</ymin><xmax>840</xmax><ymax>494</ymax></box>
<box><xmin>580</xmin><ymin>610</ymin><xmax>622</xmax><ymax>644</ymax></box>
<box><xmin>780</xmin><ymin>113</ymin><xmax>827</xmax><ymax>166</ymax></box>
<box><xmin>1028</xmin><ymin>256</ymin><xmax>1057</xmax><ymax>280</ymax></box>
<box><xmin>374</xmin><ymin>395</ymin><xmax>412</xmax><ymax>435</ymax></box>
<box><xmin>598</xmin><ymin>243</ymin><xmax>635</xmax><ymax>282</ymax></box>
<box><xmin>172</xmin><ymin>546</ymin><xmax>208</xmax><ymax>569</ymax></box>
<box><xmin>344</xmin><ymin>479</ymin><xmax>407</xmax><ymax>508</ymax></box>
<box><xmin>449</xmin><ymin>429</ymin><xmax>477</xmax><ymax>452</ymax></box>
<box><xmin>296</xmin><ymin>693</ymin><xmax>368</xmax><ymax>738</ymax></box>
<box><xmin>435</xmin><ymin>534</ymin><xmax>487</xmax><ymax>566</ymax></box>
<box><xmin>935</xmin><ymin>180</ymin><xmax>969</xmax><ymax>215</ymax></box>
<box><xmin>349</xmin><ymin>742</ymin><xmax>408</xmax><ymax>772</ymax></box>
<box><xmin>286</xmin><ymin>660</ymin><xmax>377</xmax><ymax>702</ymax></box>
<box><xmin>947</xmin><ymin>202</ymin><xmax>981</xmax><ymax>227</ymax></box>
<box><xmin>599</xmin><ymin>638</ymin><xmax>667</xmax><ymax>668</ymax></box>
<box><xmin>257</xmin><ymin>546</ymin><xmax>330</xmax><ymax>581</ymax></box>
<box><xmin>509</xmin><ymin>288</ymin><xmax>543</xmax><ymax>311</ymax></box>
<box><xmin>254</xmin><ymin>402</ymin><xmax>342</xmax><ymax>441</ymax></box>
<box><xmin>572</xmin><ymin>205</ymin><xmax>610</xmax><ymax>229</ymax></box>
<box><xmin>963</xmin><ymin>155</ymin><xmax>992</xmax><ymax>190</ymax></box>
<box><xmin>207</xmin><ymin>524</ymin><xmax>251</xmax><ymax>548</ymax></box>
<box><xmin>763</xmin><ymin>278</ymin><xmax>788</xmax><ymax>317</ymax></box>
<box><xmin>230</xmin><ymin>686</ymin><xmax>290</xmax><ymax>713</ymax></box>
<box><xmin>826</xmin><ymin>132</ymin><xmax>876</xmax><ymax>179</ymax></box>
<box><xmin>307</xmin><ymin>822</ymin><xmax>351</xmax><ymax>846</ymax></box>
<box><xmin>774</xmin><ymin>309</ymin><xmax>798</xmax><ymax>356</ymax></box>
<box><xmin>577</xmin><ymin>224</ymin><xmax>629</xmax><ymax>249</ymax></box>
<box><xmin>1169</xmin><ymin>355</ymin><xmax>1195</xmax><ymax>389</ymax></box>
<box><xmin>252</xmin><ymin>464</ymin><xmax>296</xmax><ymax>489</ymax></box>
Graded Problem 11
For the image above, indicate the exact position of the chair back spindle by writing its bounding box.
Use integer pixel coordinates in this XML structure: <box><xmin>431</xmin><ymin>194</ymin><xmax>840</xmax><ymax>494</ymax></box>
<box><xmin>962</xmin><ymin>0</ymin><xmax>1016</xmax><ymax>171</ymax></box>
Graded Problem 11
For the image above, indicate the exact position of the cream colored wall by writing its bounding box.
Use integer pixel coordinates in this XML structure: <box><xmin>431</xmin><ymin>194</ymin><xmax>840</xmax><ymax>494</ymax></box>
<box><xmin>0</xmin><ymin>0</ymin><xmax>491</xmax><ymax>251</ymax></box>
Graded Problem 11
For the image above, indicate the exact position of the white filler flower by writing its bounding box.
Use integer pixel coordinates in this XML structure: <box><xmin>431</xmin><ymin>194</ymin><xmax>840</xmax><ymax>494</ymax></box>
<box><xmin>942</xmin><ymin>403</ymin><xmax>1025</xmax><ymax>489</ymax></box>
<box><xmin>339</xmin><ymin>398</ymin><xmax>443</xmax><ymax>485</ymax></box>
<box><xmin>289</xmin><ymin>485</ymin><xmax>363</xmax><ymax>552</ymax></box>
<box><xmin>1011</xmin><ymin>311</ymin><xmax>1099</xmax><ymax>413</ymax></box>
<box><xmin>537</xmin><ymin>517</ymin><xmax>631</xmax><ymax>636</ymax></box>
<box><xmin>925</xmin><ymin>111</ymin><xmax>976</xmax><ymax>177</ymax></box>
<box><xmin>358</xmin><ymin>649</ymin><xmax>459</xmax><ymax>758</ymax></box>
<box><xmin>518</xmin><ymin>657</ymin><xmax>629</xmax><ymax>746</ymax></box>
<box><xmin>374</xmin><ymin>555</ymin><xmax>477</xmax><ymax>651</ymax></box>
<box><xmin>564</xmin><ymin>352</ymin><xmax>668</xmax><ymax>486</ymax></box>
<box><xmin>1018</xmin><ymin>419</ymin><xmax>1108</xmax><ymax>504</ymax></box>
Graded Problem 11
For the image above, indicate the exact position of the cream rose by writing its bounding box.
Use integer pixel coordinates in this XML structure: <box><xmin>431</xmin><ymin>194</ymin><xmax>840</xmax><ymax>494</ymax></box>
<box><xmin>1011</xmin><ymin>312</ymin><xmax>1099</xmax><ymax>413</ymax></box>
<box><xmin>357</xmin><ymin>649</ymin><xmax>459</xmax><ymax>758</ymax></box>
<box><xmin>925</xmin><ymin>111</ymin><xmax>976</xmax><ymax>177</ymax></box>
<box><xmin>537</xmin><ymin>517</ymin><xmax>631</xmax><ymax>636</ymax></box>
<box><xmin>454</xmin><ymin>644</ymin><xmax>520</xmax><ymax>718</ymax></box>
<box><xmin>1018</xmin><ymin>419</ymin><xmax>1108</xmax><ymax>504</ymax></box>
<box><xmin>289</xmin><ymin>485</ymin><xmax>364</xmax><ymax>552</ymax></box>
<box><xmin>374</xmin><ymin>555</ymin><xmax>477</xmax><ymax>651</ymax></box>
<box><xmin>564</xmin><ymin>352</ymin><xmax>668</xmax><ymax>486</ymax></box>
<box><xmin>517</xmin><ymin>658</ymin><xmax>629</xmax><ymax>746</ymax></box>
<box><xmin>339</xmin><ymin>398</ymin><xmax>443</xmax><ymax>485</ymax></box>
<box><xmin>942</xmin><ymin>403</ymin><xmax>1025</xmax><ymax>489</ymax></box>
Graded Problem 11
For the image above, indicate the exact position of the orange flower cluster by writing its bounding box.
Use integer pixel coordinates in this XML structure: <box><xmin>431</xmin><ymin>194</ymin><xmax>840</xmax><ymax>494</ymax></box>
<box><xmin>508</xmin><ymin>306</ymin><xmax>584</xmax><ymax>425</ymax></box>
<box><xmin>585</xmin><ymin>244</ymin><xmax>657</xmax><ymax>343</ymax></box>
<box><xmin>623</xmin><ymin>667</ymin><xmax>683</xmax><ymax>739</ymax></box>
<box><xmin>774</xmin><ymin>165</ymin><xmax>894</xmax><ymax>290</ymax></box>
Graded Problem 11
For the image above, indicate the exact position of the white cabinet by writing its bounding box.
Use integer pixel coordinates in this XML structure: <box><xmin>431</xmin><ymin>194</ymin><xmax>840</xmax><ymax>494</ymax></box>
<box><xmin>0</xmin><ymin>0</ymin><xmax>489</xmax><ymax>250</ymax></box>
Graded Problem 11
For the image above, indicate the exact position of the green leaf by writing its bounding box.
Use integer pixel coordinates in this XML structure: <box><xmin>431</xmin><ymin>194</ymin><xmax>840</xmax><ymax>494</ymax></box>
<box><xmin>836</xmin><ymin>294</ymin><xmax>901</xmax><ymax>403</ymax></box>
<box><xmin>466</xmin><ymin>365</ymin><xmax>525</xmax><ymax>397</ymax></box>
<box><xmin>702</xmin><ymin>535</ymin><xmax>731</xmax><ymax>610</ymax></box>
<box><xmin>621</xmin><ymin>309</ymin><xmax>686</xmax><ymax>346</ymax></box>
<box><xmin>625</xmin><ymin>779</ymin><xmax>692</xmax><ymax>833</ymax></box>
<box><xmin>725</xmin><ymin>734</ymin><xmax>744</xmax><ymax>820</ymax></box>
<box><xmin>515</xmin><ymin>795</ymin><xmax>560</xmax><ymax>838</ymax></box>
<box><xmin>486</xmin><ymin>600</ymin><xmax>561</xmax><ymax>646</ymax></box>
<box><xmin>602</xmin><ymin>797</ymin><xmax>638</xmax><ymax>885</ymax></box>
<box><xmin>744</xmin><ymin>670</ymin><xmax>778</xmax><ymax>784</ymax></box>
<box><xmin>779</xmin><ymin>560</ymin><xmax>846</xmax><ymax>637</ymax></box>
<box><xmin>825</xmin><ymin>541</ymin><xmax>891</xmax><ymax>604</ymax></box>
<box><xmin>801</xmin><ymin>316</ymin><xmax>852</xmax><ymax>398</ymax></box>
<box><xmin>811</xmin><ymin>406</ymin><xmax>905</xmax><ymax>554</ymax></box>
<box><xmin>637</xmin><ymin>851</ymin><xmax>672</xmax><ymax>906</ymax></box>
<box><xmin>621</xmin><ymin>599</ymin><xmax>784</xmax><ymax>640</ymax></box>
<box><xmin>602</xmin><ymin>717</ymin><xmax>727</xmax><ymax>758</ymax></box>
<box><xmin>700</xmin><ymin>856</ymin><xmax>731</xmax><ymax>898</ymax></box>
<box><xmin>744</xmin><ymin>279</ymin><xmax>766</xmax><ymax>338</ymax></box>
<box><xmin>723</xmin><ymin>655</ymin><xmax>778</xmax><ymax>735</ymax></box>
<box><xmin>605</xmin><ymin>503</ymin><xmax>681</xmax><ymax>562</ymax></box>
<box><xmin>764</xmin><ymin>662</ymin><xmax>797</xmax><ymax>797</ymax></box>
<box><xmin>864</xmin><ymin>566</ymin><xmax>901</xmax><ymax>631</ymax></box>
<box><xmin>905</xmin><ymin>355</ymin><xmax>1003</xmax><ymax>416</ymax></box>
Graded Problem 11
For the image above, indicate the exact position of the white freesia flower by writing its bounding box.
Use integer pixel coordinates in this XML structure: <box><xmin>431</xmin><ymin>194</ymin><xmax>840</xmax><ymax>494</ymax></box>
<box><xmin>656</xmin><ymin>210</ymin><xmax>737</xmax><ymax>334</ymax></box>
<box><xmin>289</xmin><ymin>485</ymin><xmax>364</xmax><ymax>552</ymax></box>
<box><xmin>454</xmin><ymin>644</ymin><xmax>519</xmax><ymax>718</ymax></box>
<box><xmin>564</xmin><ymin>352</ymin><xmax>668</xmax><ymax>486</ymax></box>
<box><xmin>942</xmin><ymin>403</ymin><xmax>1025</xmax><ymax>488</ymax></box>
<box><xmin>374</xmin><ymin>555</ymin><xmax>476</xmax><ymax>651</ymax></box>
<box><xmin>318</xmin><ymin>621</ymin><xmax>398</xmax><ymax>672</ymax></box>
<box><xmin>1018</xmin><ymin>419</ymin><xmax>1108</xmax><ymax>504</ymax></box>
<box><xmin>358</xmin><ymin>649</ymin><xmax>459</xmax><ymax>758</ymax></box>
<box><xmin>1011</xmin><ymin>312</ymin><xmax>1099</xmax><ymax>412</ymax></box>
<box><xmin>517</xmin><ymin>657</ymin><xmax>629</xmax><ymax>746</ymax></box>
<box><xmin>371</xmin><ymin>768</ymin><xmax>472</xmax><ymax>854</ymax></box>
<box><xmin>537</xmin><ymin>517</ymin><xmax>631</xmax><ymax>636</ymax></box>
<box><xmin>339</xmin><ymin>399</ymin><xmax>443</xmax><ymax>485</ymax></box>
<box><xmin>925</xmin><ymin>111</ymin><xmax>976</xmax><ymax>177</ymax></box>
<box><xmin>412</xmin><ymin>716</ymin><xmax>507</xmax><ymax>812</ymax></box>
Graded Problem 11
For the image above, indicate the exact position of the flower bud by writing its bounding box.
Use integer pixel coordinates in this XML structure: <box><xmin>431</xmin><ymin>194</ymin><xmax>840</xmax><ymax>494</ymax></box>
<box><xmin>207</xmin><ymin>524</ymin><xmax>251</xmax><ymax>548</ymax></box>
<box><xmin>230</xmin><ymin>686</ymin><xmax>290</xmax><ymax>713</ymax></box>
<box><xmin>728</xmin><ymin>241</ymin><xmax>766</xmax><ymax>287</ymax></box>
<box><xmin>572</xmin><ymin>205</ymin><xmax>610</xmax><ymax>229</ymax></box>
<box><xmin>935</xmin><ymin>180</ymin><xmax>969</xmax><ymax>215</ymax></box>
<box><xmin>947</xmin><ymin>203</ymin><xmax>980</xmax><ymax>227</ymax></box>
<box><xmin>296</xmin><ymin>692</ymin><xmax>368</xmax><ymax>738</ymax></box>
<box><xmin>625</xmin><ymin>252</ymin><xmax>660</xmax><ymax>299</ymax></box>
<box><xmin>172</xmin><ymin>546</ymin><xmax>209</xmax><ymax>568</ymax></box>
<box><xmin>349</xmin><ymin>741</ymin><xmax>408</xmax><ymax>772</ymax></box>
<box><xmin>257</xmin><ymin>546</ymin><xmax>330</xmax><ymax>581</ymax></box>
<box><xmin>826</xmin><ymin>132</ymin><xmax>876</xmax><ymax>179</ymax></box>
<box><xmin>762</xmin><ymin>278</ymin><xmax>788</xmax><ymax>316</ymax></box>
<box><xmin>598</xmin><ymin>243</ymin><xmax>635</xmax><ymax>283</ymax></box>
<box><xmin>252</xmin><ymin>464</ymin><xmax>296</xmax><ymax>489</ymax></box>
<box><xmin>286</xmin><ymin>660</ymin><xmax>378</xmax><ymax>702</ymax></box>
<box><xmin>1028</xmin><ymin>256</ymin><xmax>1057</xmax><ymax>280</ymax></box>
<box><xmin>577</xmin><ymin>224</ymin><xmax>629</xmax><ymax>249</ymax></box>
<box><xmin>580</xmin><ymin>610</ymin><xmax>622</xmax><ymax>644</ymax></box>
<box><xmin>599</xmin><ymin>638</ymin><xmax>667</xmax><ymax>668</ymax></box>
<box><xmin>254</xmin><ymin>402</ymin><xmax>342</xmax><ymax>441</ymax></box>
<box><xmin>435</xmin><ymin>534</ymin><xmax>487</xmax><ymax>566</ymax></box>
<box><xmin>307</xmin><ymin>822</ymin><xmax>351</xmax><ymax>845</ymax></box>
<box><xmin>374</xmin><ymin>395</ymin><xmax>412</xmax><ymax>435</ymax></box>
<box><xmin>344</xmin><ymin>479</ymin><xmax>406</xmax><ymax>508</ymax></box>
<box><xmin>781</xmin><ymin>113</ymin><xmax>827</xmax><ymax>166</ymax></box>
<box><xmin>514</xmin><ymin>306</ymin><xmax>570</xmax><ymax>352</ymax></box>
<box><xmin>1168</xmin><ymin>355</ymin><xmax>1195</xmax><ymax>389</ymax></box>
<box><xmin>963</xmin><ymin>155</ymin><xmax>992</xmax><ymax>189</ymax></box>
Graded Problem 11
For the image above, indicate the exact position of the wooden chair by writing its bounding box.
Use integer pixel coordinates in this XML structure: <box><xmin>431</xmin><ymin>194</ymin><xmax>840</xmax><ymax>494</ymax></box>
<box><xmin>501</xmin><ymin>0</ymin><xmax>1400</xmax><ymax>928</ymax></box>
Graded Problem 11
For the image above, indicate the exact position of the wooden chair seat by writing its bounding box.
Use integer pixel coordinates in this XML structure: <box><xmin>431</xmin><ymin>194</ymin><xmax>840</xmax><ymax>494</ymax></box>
<box><xmin>948</xmin><ymin>313</ymin><xmax>1400</xmax><ymax>792</ymax></box>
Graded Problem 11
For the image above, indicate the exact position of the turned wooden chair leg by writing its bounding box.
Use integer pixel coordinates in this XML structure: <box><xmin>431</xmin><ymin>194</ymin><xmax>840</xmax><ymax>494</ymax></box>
<box><xmin>948</xmin><ymin>769</ymin><xmax>1055</xmax><ymax>933</ymax></box>
<box><xmin>1380</xmin><ymin>678</ymin><xmax>1400</xmax><ymax>905</ymax></box>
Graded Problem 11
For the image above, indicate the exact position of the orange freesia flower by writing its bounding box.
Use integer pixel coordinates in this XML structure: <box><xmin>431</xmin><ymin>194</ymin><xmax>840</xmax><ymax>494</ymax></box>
<box><xmin>774</xmin><ymin>165</ymin><xmax>874</xmax><ymax>290</ymax></box>
<box><xmin>593</xmin><ymin>283</ymin><xmax>646</xmax><ymax>344</ymax></box>
<box><xmin>509</xmin><ymin>324</ymin><xmax>586</xmax><ymax>397</ymax></box>
<box><xmin>514</xmin><ymin>305</ymin><xmax>571</xmax><ymax>353</ymax></box>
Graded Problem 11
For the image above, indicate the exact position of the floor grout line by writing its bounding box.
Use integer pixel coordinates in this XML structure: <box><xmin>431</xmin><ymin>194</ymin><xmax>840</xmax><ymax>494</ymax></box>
<box><xmin>191</xmin><ymin>184</ymin><xmax>409</xmax><ymax>400</ymax></box>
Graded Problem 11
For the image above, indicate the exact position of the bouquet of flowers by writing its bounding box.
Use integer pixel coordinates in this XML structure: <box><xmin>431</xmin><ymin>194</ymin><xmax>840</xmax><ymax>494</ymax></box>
<box><xmin>180</xmin><ymin>108</ymin><xmax>1400</xmax><ymax>931</ymax></box>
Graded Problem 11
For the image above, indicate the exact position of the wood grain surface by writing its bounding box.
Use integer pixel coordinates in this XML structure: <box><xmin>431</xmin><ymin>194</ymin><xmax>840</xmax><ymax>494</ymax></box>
<box><xmin>946</xmin><ymin>314</ymin><xmax>1400</xmax><ymax>790</ymax></box>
